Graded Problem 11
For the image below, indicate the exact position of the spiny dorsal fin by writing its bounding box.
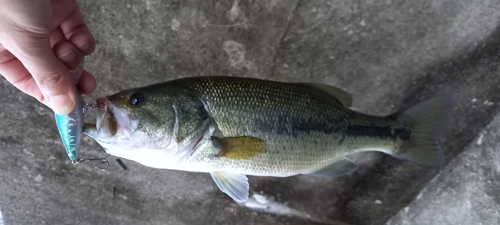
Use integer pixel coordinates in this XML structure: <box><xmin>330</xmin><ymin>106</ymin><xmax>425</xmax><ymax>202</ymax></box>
<box><xmin>214</xmin><ymin>136</ymin><xmax>266</xmax><ymax>160</ymax></box>
<box><xmin>299</xmin><ymin>83</ymin><xmax>353</xmax><ymax>107</ymax></box>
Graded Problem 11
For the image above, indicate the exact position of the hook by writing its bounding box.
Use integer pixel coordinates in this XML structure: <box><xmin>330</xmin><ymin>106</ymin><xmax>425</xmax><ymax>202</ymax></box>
<box><xmin>72</xmin><ymin>154</ymin><xmax>110</xmax><ymax>169</ymax></box>
<box><xmin>84</xmin><ymin>100</ymin><xmax>113</xmax><ymax>117</ymax></box>
<box><xmin>82</xmin><ymin>100</ymin><xmax>97</xmax><ymax>114</ymax></box>
<box><xmin>83</xmin><ymin>102</ymin><xmax>97</xmax><ymax>109</ymax></box>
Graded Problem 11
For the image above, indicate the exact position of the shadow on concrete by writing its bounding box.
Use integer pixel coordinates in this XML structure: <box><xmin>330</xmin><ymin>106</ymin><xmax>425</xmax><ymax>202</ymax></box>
<box><xmin>333</xmin><ymin>23</ymin><xmax>500</xmax><ymax>225</ymax></box>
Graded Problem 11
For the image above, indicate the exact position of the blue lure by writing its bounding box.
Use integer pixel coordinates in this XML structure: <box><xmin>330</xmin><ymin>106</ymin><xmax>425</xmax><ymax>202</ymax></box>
<box><xmin>53</xmin><ymin>63</ymin><xmax>108</xmax><ymax>167</ymax></box>
<box><xmin>55</xmin><ymin>90</ymin><xmax>85</xmax><ymax>163</ymax></box>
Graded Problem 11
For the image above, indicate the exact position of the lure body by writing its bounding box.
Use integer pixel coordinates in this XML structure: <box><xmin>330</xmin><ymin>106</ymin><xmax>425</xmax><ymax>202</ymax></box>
<box><xmin>55</xmin><ymin>90</ymin><xmax>85</xmax><ymax>162</ymax></box>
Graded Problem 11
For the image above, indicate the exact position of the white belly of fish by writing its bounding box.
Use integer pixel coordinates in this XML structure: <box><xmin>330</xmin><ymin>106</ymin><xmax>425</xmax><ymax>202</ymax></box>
<box><xmin>96</xmin><ymin>140</ymin><xmax>216</xmax><ymax>173</ymax></box>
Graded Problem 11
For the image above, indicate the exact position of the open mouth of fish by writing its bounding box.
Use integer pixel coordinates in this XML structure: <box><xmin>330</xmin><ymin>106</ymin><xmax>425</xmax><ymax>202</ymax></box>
<box><xmin>84</xmin><ymin>98</ymin><xmax>138</xmax><ymax>139</ymax></box>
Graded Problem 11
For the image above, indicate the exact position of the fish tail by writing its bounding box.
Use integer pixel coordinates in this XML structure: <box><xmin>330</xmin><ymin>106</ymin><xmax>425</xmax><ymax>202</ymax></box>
<box><xmin>393</xmin><ymin>93</ymin><xmax>455</xmax><ymax>166</ymax></box>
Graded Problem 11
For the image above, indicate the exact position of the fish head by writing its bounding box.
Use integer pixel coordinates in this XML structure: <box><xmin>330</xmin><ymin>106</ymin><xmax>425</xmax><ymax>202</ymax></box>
<box><xmin>84</xmin><ymin>87</ymin><xmax>179</xmax><ymax>154</ymax></box>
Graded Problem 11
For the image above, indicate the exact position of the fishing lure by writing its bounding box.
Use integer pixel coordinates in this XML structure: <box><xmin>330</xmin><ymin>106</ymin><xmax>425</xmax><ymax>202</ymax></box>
<box><xmin>54</xmin><ymin>61</ymin><xmax>86</xmax><ymax>163</ymax></box>
<box><xmin>54</xmin><ymin>90</ymin><xmax>85</xmax><ymax>163</ymax></box>
<box><xmin>54</xmin><ymin>87</ymin><xmax>109</xmax><ymax>168</ymax></box>
<box><xmin>54</xmin><ymin>62</ymin><xmax>109</xmax><ymax>168</ymax></box>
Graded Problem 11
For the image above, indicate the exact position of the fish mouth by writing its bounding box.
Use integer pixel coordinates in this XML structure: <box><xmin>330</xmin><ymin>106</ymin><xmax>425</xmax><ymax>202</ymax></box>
<box><xmin>95</xmin><ymin>98</ymin><xmax>118</xmax><ymax>136</ymax></box>
<box><xmin>84</xmin><ymin>98</ymin><xmax>138</xmax><ymax>140</ymax></box>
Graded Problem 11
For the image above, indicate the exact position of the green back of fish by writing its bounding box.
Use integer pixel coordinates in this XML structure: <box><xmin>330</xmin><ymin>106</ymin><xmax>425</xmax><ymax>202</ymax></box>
<box><xmin>139</xmin><ymin>76</ymin><xmax>400</xmax><ymax>175</ymax></box>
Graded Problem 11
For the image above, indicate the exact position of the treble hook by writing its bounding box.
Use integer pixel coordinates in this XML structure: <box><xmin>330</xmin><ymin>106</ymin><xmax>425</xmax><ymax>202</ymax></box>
<box><xmin>82</xmin><ymin>101</ymin><xmax>98</xmax><ymax>114</ymax></box>
<box><xmin>72</xmin><ymin>154</ymin><xmax>110</xmax><ymax>169</ymax></box>
<box><xmin>84</xmin><ymin>100</ymin><xmax>113</xmax><ymax>117</ymax></box>
<box><xmin>83</xmin><ymin>102</ymin><xmax>97</xmax><ymax>109</ymax></box>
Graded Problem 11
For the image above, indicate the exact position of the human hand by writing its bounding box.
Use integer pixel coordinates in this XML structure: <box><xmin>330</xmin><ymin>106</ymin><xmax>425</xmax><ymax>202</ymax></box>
<box><xmin>0</xmin><ymin>0</ymin><xmax>97</xmax><ymax>115</ymax></box>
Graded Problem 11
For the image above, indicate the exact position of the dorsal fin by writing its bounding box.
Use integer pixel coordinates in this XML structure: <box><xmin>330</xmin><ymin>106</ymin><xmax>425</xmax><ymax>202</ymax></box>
<box><xmin>299</xmin><ymin>83</ymin><xmax>353</xmax><ymax>107</ymax></box>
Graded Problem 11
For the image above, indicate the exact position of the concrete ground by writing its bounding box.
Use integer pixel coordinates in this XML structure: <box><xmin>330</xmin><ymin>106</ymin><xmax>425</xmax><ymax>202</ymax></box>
<box><xmin>387</xmin><ymin>113</ymin><xmax>500</xmax><ymax>225</ymax></box>
<box><xmin>1</xmin><ymin>0</ymin><xmax>500</xmax><ymax>224</ymax></box>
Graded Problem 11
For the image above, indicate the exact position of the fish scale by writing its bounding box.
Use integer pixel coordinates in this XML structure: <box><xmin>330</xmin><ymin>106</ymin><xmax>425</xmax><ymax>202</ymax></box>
<box><xmin>173</xmin><ymin>77</ymin><xmax>402</xmax><ymax>175</ymax></box>
<box><xmin>84</xmin><ymin>76</ymin><xmax>453</xmax><ymax>202</ymax></box>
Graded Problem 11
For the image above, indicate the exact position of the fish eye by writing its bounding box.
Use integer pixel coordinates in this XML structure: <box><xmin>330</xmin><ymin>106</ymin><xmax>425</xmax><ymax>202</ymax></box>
<box><xmin>128</xmin><ymin>93</ymin><xmax>146</xmax><ymax>107</ymax></box>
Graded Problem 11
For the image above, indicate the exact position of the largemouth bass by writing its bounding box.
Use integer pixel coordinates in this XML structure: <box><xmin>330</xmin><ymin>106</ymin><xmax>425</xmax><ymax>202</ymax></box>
<box><xmin>83</xmin><ymin>76</ymin><xmax>454</xmax><ymax>202</ymax></box>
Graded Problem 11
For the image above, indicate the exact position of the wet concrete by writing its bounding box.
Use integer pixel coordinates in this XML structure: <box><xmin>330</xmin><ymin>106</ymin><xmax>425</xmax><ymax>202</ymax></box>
<box><xmin>1</xmin><ymin>0</ymin><xmax>500</xmax><ymax>224</ymax></box>
<box><xmin>387</xmin><ymin>113</ymin><xmax>500</xmax><ymax>225</ymax></box>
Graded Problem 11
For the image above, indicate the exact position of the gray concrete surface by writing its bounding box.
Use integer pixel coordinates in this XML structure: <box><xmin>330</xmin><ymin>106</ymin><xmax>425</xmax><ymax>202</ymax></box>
<box><xmin>387</xmin><ymin>113</ymin><xmax>500</xmax><ymax>225</ymax></box>
<box><xmin>1</xmin><ymin>0</ymin><xmax>500</xmax><ymax>224</ymax></box>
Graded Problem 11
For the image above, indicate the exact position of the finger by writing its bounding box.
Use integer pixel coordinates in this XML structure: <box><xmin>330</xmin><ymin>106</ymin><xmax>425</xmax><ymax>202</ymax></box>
<box><xmin>59</xmin><ymin>5</ymin><xmax>96</xmax><ymax>55</ymax></box>
<box><xmin>52</xmin><ymin>41</ymin><xmax>84</xmax><ymax>70</ymax></box>
<box><xmin>0</xmin><ymin>49</ymin><xmax>93</xmax><ymax>105</ymax></box>
<box><xmin>77</xmin><ymin>70</ymin><xmax>97</xmax><ymax>95</ymax></box>
<box><xmin>49</xmin><ymin>27</ymin><xmax>66</xmax><ymax>48</ymax></box>
<box><xmin>6</xmin><ymin>33</ymin><xmax>78</xmax><ymax>115</ymax></box>
<box><xmin>0</xmin><ymin>49</ymin><xmax>46</xmax><ymax>105</ymax></box>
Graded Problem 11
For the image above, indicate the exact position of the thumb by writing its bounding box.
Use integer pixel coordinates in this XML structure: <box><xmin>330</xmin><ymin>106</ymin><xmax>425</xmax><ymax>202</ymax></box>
<box><xmin>33</xmin><ymin>62</ymin><xmax>78</xmax><ymax>115</ymax></box>
<box><xmin>11</xmin><ymin>35</ymin><xmax>78</xmax><ymax>115</ymax></box>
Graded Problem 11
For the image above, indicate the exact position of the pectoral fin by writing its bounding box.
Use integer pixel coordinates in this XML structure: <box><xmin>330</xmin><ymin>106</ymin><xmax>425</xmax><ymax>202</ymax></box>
<box><xmin>210</xmin><ymin>171</ymin><xmax>249</xmax><ymax>202</ymax></box>
<box><xmin>309</xmin><ymin>158</ymin><xmax>358</xmax><ymax>178</ymax></box>
<box><xmin>213</xmin><ymin>136</ymin><xmax>266</xmax><ymax>160</ymax></box>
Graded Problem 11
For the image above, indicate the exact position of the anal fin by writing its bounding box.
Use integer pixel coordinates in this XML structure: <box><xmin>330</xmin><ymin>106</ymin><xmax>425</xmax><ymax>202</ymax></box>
<box><xmin>309</xmin><ymin>158</ymin><xmax>358</xmax><ymax>178</ymax></box>
<box><xmin>210</xmin><ymin>171</ymin><xmax>249</xmax><ymax>202</ymax></box>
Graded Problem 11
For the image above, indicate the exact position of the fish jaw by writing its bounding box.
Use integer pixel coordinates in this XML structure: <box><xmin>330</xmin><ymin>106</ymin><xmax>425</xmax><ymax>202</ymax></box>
<box><xmin>84</xmin><ymin>122</ymin><xmax>219</xmax><ymax>173</ymax></box>
<box><xmin>83</xmin><ymin>97</ymin><xmax>145</xmax><ymax>154</ymax></box>
<box><xmin>83</xmin><ymin>126</ymin><xmax>214</xmax><ymax>172</ymax></box>
<box><xmin>94</xmin><ymin>98</ymin><xmax>139</xmax><ymax>139</ymax></box>
<box><xmin>94</xmin><ymin>140</ymin><xmax>214</xmax><ymax>172</ymax></box>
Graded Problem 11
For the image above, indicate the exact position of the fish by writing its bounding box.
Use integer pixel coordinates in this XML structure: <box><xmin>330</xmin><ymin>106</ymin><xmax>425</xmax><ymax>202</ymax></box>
<box><xmin>55</xmin><ymin>62</ymin><xmax>85</xmax><ymax>163</ymax></box>
<box><xmin>82</xmin><ymin>76</ymin><xmax>454</xmax><ymax>202</ymax></box>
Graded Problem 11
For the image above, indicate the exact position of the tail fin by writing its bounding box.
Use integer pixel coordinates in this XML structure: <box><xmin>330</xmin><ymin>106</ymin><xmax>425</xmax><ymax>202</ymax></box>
<box><xmin>395</xmin><ymin>93</ymin><xmax>455</xmax><ymax>166</ymax></box>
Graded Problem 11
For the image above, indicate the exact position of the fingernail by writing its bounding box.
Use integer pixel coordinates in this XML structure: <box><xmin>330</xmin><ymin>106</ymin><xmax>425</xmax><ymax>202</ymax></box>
<box><xmin>51</xmin><ymin>94</ymin><xmax>77</xmax><ymax>115</ymax></box>
<box><xmin>57</xmin><ymin>51</ymin><xmax>76</xmax><ymax>64</ymax></box>
<box><xmin>77</xmin><ymin>42</ymin><xmax>89</xmax><ymax>51</ymax></box>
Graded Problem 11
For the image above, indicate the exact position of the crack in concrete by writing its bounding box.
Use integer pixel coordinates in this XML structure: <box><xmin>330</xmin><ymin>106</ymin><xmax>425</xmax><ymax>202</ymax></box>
<box><xmin>270</xmin><ymin>0</ymin><xmax>302</xmax><ymax>78</ymax></box>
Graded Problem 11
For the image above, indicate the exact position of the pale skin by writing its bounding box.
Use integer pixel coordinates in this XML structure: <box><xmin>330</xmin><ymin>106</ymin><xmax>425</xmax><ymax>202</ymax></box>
<box><xmin>0</xmin><ymin>0</ymin><xmax>97</xmax><ymax>115</ymax></box>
